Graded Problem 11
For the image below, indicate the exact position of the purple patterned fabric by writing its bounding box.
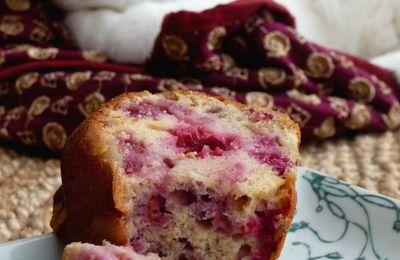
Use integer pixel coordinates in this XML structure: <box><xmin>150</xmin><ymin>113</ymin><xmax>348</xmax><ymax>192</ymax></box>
<box><xmin>0</xmin><ymin>0</ymin><xmax>399</xmax><ymax>151</ymax></box>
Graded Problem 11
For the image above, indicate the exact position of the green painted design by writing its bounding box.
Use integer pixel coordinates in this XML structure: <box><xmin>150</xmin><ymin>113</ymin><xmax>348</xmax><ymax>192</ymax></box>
<box><xmin>289</xmin><ymin>170</ymin><xmax>400</xmax><ymax>260</ymax></box>
<box><xmin>291</xmin><ymin>241</ymin><xmax>343</xmax><ymax>259</ymax></box>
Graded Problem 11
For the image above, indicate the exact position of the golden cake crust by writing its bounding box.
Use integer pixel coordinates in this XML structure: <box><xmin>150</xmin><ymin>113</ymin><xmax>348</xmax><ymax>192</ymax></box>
<box><xmin>51</xmin><ymin>90</ymin><xmax>300</xmax><ymax>259</ymax></box>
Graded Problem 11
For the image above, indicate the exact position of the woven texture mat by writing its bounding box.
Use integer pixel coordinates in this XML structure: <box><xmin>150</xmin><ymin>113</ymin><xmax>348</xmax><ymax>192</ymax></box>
<box><xmin>1</xmin><ymin>130</ymin><xmax>400</xmax><ymax>243</ymax></box>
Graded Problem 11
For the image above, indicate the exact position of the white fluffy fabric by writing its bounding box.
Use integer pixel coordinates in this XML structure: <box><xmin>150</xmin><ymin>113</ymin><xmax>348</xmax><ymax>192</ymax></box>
<box><xmin>275</xmin><ymin>0</ymin><xmax>400</xmax><ymax>82</ymax></box>
<box><xmin>372</xmin><ymin>51</ymin><xmax>400</xmax><ymax>83</ymax></box>
<box><xmin>52</xmin><ymin>0</ymin><xmax>234</xmax><ymax>64</ymax></box>
<box><xmin>275</xmin><ymin>0</ymin><xmax>400</xmax><ymax>59</ymax></box>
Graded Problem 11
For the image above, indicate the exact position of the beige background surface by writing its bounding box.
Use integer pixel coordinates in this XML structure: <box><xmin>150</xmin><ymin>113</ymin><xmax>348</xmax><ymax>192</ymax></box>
<box><xmin>1</xmin><ymin>129</ymin><xmax>399</xmax><ymax>243</ymax></box>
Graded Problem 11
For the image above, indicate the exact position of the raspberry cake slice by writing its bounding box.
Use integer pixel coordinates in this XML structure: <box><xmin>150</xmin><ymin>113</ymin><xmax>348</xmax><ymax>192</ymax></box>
<box><xmin>63</xmin><ymin>242</ymin><xmax>160</xmax><ymax>260</ymax></box>
<box><xmin>51</xmin><ymin>91</ymin><xmax>300</xmax><ymax>260</ymax></box>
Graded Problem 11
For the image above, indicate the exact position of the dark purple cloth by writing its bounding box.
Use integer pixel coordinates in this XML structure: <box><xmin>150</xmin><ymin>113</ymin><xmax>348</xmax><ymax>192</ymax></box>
<box><xmin>0</xmin><ymin>0</ymin><xmax>399</xmax><ymax>151</ymax></box>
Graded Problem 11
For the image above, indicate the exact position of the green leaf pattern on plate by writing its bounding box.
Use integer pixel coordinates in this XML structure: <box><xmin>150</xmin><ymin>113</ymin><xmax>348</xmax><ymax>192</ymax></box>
<box><xmin>285</xmin><ymin>169</ymin><xmax>400</xmax><ymax>260</ymax></box>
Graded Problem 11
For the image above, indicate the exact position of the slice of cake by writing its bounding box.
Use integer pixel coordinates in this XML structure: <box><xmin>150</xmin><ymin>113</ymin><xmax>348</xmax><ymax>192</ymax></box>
<box><xmin>51</xmin><ymin>90</ymin><xmax>300</xmax><ymax>260</ymax></box>
<box><xmin>63</xmin><ymin>241</ymin><xmax>160</xmax><ymax>260</ymax></box>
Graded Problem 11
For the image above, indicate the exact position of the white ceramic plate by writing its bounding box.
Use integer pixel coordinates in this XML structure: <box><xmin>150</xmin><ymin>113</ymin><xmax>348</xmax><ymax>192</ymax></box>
<box><xmin>1</xmin><ymin>167</ymin><xmax>399</xmax><ymax>260</ymax></box>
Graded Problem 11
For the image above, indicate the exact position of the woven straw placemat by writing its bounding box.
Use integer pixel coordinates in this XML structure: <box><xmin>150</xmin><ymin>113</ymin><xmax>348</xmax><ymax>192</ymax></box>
<box><xmin>1</xmin><ymin>130</ymin><xmax>400</xmax><ymax>243</ymax></box>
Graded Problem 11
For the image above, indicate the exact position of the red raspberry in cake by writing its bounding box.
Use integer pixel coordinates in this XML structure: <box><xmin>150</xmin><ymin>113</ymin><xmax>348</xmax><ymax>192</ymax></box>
<box><xmin>51</xmin><ymin>90</ymin><xmax>300</xmax><ymax>260</ymax></box>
